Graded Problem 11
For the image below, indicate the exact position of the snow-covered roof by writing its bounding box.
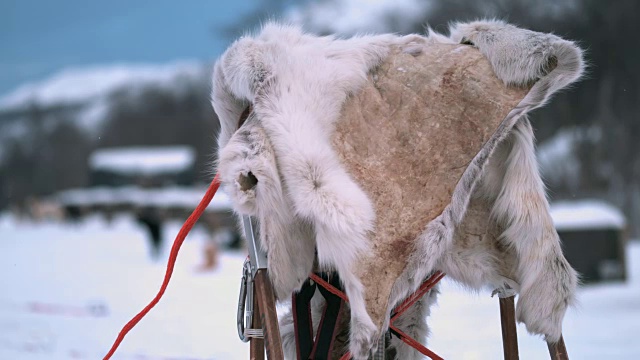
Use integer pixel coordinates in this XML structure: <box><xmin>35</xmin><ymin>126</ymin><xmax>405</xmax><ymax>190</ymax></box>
<box><xmin>141</xmin><ymin>187</ymin><xmax>232</xmax><ymax>211</ymax></box>
<box><xmin>550</xmin><ymin>200</ymin><xmax>626</xmax><ymax>231</ymax></box>
<box><xmin>89</xmin><ymin>146</ymin><xmax>196</xmax><ymax>175</ymax></box>
<box><xmin>57</xmin><ymin>186</ymin><xmax>232</xmax><ymax>211</ymax></box>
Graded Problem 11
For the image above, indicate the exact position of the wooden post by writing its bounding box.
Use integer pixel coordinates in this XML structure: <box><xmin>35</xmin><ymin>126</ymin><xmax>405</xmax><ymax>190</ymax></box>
<box><xmin>250</xmin><ymin>293</ymin><xmax>265</xmax><ymax>360</ymax></box>
<box><xmin>499</xmin><ymin>295</ymin><xmax>519</xmax><ymax>360</ymax></box>
<box><xmin>254</xmin><ymin>269</ymin><xmax>284</xmax><ymax>360</ymax></box>
<box><xmin>547</xmin><ymin>335</ymin><xmax>569</xmax><ymax>360</ymax></box>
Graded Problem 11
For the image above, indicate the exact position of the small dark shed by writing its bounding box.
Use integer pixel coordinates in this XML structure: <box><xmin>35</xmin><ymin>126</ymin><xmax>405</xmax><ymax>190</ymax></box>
<box><xmin>551</xmin><ymin>200</ymin><xmax>627</xmax><ymax>284</ymax></box>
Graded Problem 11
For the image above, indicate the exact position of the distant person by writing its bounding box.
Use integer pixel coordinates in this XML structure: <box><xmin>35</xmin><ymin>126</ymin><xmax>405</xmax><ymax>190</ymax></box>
<box><xmin>136</xmin><ymin>207</ymin><xmax>163</xmax><ymax>260</ymax></box>
<box><xmin>196</xmin><ymin>232</ymin><xmax>220</xmax><ymax>271</ymax></box>
<box><xmin>26</xmin><ymin>197</ymin><xmax>64</xmax><ymax>222</ymax></box>
<box><xmin>196</xmin><ymin>215</ymin><xmax>242</xmax><ymax>271</ymax></box>
<box><xmin>64</xmin><ymin>205</ymin><xmax>82</xmax><ymax>223</ymax></box>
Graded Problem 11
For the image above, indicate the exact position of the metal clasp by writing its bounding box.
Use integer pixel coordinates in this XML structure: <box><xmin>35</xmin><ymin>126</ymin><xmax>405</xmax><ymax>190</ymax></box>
<box><xmin>237</xmin><ymin>257</ymin><xmax>263</xmax><ymax>342</ymax></box>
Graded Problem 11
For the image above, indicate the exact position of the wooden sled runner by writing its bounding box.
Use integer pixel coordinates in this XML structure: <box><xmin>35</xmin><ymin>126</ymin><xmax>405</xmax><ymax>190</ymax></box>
<box><xmin>215</xmin><ymin>21</ymin><xmax>584</xmax><ymax>359</ymax></box>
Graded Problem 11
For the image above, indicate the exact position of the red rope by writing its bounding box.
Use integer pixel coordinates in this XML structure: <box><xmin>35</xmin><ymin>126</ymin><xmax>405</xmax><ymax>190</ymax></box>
<box><xmin>391</xmin><ymin>271</ymin><xmax>445</xmax><ymax>322</ymax></box>
<box><xmin>309</xmin><ymin>273</ymin><xmax>349</xmax><ymax>302</ymax></box>
<box><xmin>389</xmin><ymin>324</ymin><xmax>444</xmax><ymax>360</ymax></box>
<box><xmin>310</xmin><ymin>271</ymin><xmax>445</xmax><ymax>360</ymax></box>
<box><xmin>102</xmin><ymin>171</ymin><xmax>444</xmax><ymax>359</ymax></box>
<box><xmin>103</xmin><ymin>174</ymin><xmax>221</xmax><ymax>360</ymax></box>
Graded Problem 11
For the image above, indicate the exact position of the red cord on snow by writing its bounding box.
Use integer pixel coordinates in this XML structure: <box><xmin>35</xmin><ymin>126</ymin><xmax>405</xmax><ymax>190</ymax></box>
<box><xmin>103</xmin><ymin>171</ymin><xmax>444</xmax><ymax>360</ymax></box>
<box><xmin>103</xmin><ymin>174</ymin><xmax>221</xmax><ymax>360</ymax></box>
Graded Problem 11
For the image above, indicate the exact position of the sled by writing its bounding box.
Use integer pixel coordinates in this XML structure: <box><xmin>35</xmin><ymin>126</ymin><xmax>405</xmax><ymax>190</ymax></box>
<box><xmin>238</xmin><ymin>216</ymin><xmax>569</xmax><ymax>360</ymax></box>
<box><xmin>104</xmin><ymin>21</ymin><xmax>582</xmax><ymax>360</ymax></box>
<box><xmin>215</xmin><ymin>21</ymin><xmax>584</xmax><ymax>359</ymax></box>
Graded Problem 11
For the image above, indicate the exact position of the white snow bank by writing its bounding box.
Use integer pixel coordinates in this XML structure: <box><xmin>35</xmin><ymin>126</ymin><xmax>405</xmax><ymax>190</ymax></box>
<box><xmin>550</xmin><ymin>200</ymin><xmax>626</xmax><ymax>231</ymax></box>
<box><xmin>287</xmin><ymin>0</ymin><xmax>432</xmax><ymax>35</ymax></box>
<box><xmin>89</xmin><ymin>146</ymin><xmax>196</xmax><ymax>175</ymax></box>
<box><xmin>0</xmin><ymin>62</ymin><xmax>205</xmax><ymax>111</ymax></box>
<box><xmin>0</xmin><ymin>216</ymin><xmax>247</xmax><ymax>360</ymax></box>
<box><xmin>1</xmin><ymin>218</ymin><xmax>639</xmax><ymax>359</ymax></box>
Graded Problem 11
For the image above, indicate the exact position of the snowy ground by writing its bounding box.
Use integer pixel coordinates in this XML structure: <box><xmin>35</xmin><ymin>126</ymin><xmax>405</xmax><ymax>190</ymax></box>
<box><xmin>1</xmin><ymin>214</ymin><xmax>638</xmax><ymax>359</ymax></box>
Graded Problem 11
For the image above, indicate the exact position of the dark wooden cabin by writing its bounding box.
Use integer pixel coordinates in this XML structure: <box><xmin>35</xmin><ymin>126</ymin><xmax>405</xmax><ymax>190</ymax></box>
<box><xmin>551</xmin><ymin>200</ymin><xmax>627</xmax><ymax>284</ymax></box>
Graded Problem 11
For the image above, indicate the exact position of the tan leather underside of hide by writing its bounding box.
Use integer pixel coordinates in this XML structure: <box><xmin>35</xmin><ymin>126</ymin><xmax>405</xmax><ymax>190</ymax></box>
<box><xmin>331</xmin><ymin>44</ymin><xmax>528</xmax><ymax>328</ymax></box>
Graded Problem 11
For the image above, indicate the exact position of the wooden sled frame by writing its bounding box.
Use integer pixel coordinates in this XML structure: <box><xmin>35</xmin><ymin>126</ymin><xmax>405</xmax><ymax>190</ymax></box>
<box><xmin>238</xmin><ymin>215</ymin><xmax>570</xmax><ymax>360</ymax></box>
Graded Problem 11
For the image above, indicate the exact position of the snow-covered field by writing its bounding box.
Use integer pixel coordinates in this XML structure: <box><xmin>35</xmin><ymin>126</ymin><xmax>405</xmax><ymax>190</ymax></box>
<box><xmin>1</xmin><ymin>214</ymin><xmax>638</xmax><ymax>359</ymax></box>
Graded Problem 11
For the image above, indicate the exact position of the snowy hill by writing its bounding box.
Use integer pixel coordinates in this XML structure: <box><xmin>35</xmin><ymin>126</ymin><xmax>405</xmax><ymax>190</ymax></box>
<box><xmin>287</xmin><ymin>0</ymin><xmax>432</xmax><ymax>35</ymax></box>
<box><xmin>0</xmin><ymin>62</ymin><xmax>206</xmax><ymax>111</ymax></box>
<box><xmin>0</xmin><ymin>62</ymin><xmax>210</xmax><ymax>131</ymax></box>
<box><xmin>0</xmin><ymin>61</ymin><xmax>218</xmax><ymax>212</ymax></box>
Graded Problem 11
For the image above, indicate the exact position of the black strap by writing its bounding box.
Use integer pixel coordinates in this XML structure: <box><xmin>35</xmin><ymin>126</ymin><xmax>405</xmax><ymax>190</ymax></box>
<box><xmin>292</xmin><ymin>272</ymin><xmax>346</xmax><ymax>360</ymax></box>
<box><xmin>293</xmin><ymin>278</ymin><xmax>317</xmax><ymax>360</ymax></box>
<box><xmin>310</xmin><ymin>273</ymin><xmax>344</xmax><ymax>360</ymax></box>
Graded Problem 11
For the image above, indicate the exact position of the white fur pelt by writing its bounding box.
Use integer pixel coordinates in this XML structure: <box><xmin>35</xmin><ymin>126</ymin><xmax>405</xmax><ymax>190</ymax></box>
<box><xmin>212</xmin><ymin>20</ymin><xmax>583</xmax><ymax>359</ymax></box>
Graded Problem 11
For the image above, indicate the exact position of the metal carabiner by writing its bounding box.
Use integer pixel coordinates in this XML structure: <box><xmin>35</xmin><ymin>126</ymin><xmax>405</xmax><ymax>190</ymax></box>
<box><xmin>237</xmin><ymin>258</ymin><xmax>254</xmax><ymax>342</ymax></box>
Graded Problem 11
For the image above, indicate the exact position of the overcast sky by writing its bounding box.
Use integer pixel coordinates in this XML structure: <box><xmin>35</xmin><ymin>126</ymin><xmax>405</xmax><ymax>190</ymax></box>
<box><xmin>0</xmin><ymin>0</ymin><xmax>258</xmax><ymax>96</ymax></box>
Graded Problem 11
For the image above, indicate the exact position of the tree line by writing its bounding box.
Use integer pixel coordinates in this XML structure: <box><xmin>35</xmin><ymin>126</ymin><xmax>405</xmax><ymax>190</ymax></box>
<box><xmin>1</xmin><ymin>0</ymin><xmax>638</xmax><ymax>234</ymax></box>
